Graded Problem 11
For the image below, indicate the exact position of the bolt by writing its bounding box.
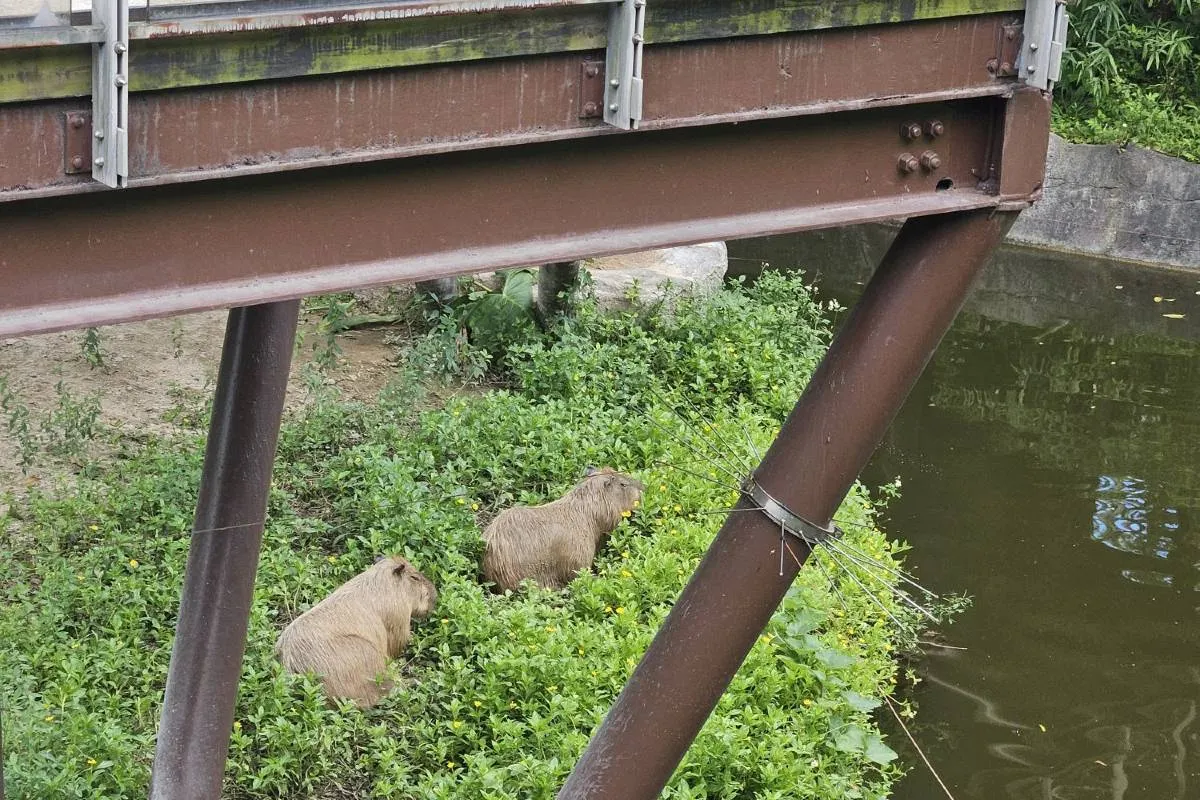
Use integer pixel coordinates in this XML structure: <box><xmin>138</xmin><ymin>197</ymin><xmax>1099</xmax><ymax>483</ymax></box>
<box><xmin>71</xmin><ymin>155</ymin><xmax>85</xmax><ymax>170</ymax></box>
<box><xmin>583</xmin><ymin>101</ymin><xmax>598</xmax><ymax>116</ymax></box>
<box><xmin>1000</xmin><ymin>61</ymin><xmax>1013</xmax><ymax>74</ymax></box>
<box><xmin>69</xmin><ymin>115</ymin><xmax>84</xmax><ymax>129</ymax></box>
<box><xmin>115</xmin><ymin>74</ymin><xmax>127</xmax><ymax>87</ymax></box>
<box><xmin>897</xmin><ymin>153</ymin><xmax>919</xmax><ymax>174</ymax></box>
<box><xmin>113</xmin><ymin>41</ymin><xmax>126</xmax><ymax>54</ymax></box>
<box><xmin>986</xmin><ymin>58</ymin><xmax>999</xmax><ymax>74</ymax></box>
<box><xmin>609</xmin><ymin>103</ymin><xmax>618</xmax><ymax>112</ymax></box>
<box><xmin>94</xmin><ymin>130</ymin><xmax>104</xmax><ymax>140</ymax></box>
<box><xmin>925</xmin><ymin>120</ymin><xmax>945</xmax><ymax>137</ymax></box>
<box><xmin>1029</xmin><ymin>42</ymin><xmax>1039</xmax><ymax>51</ymax></box>
<box><xmin>94</xmin><ymin>156</ymin><xmax>105</xmax><ymax>167</ymax></box>
<box><xmin>1005</xmin><ymin>29</ymin><xmax>1015</xmax><ymax>41</ymax></box>
<box><xmin>1027</xmin><ymin>64</ymin><xmax>1036</xmax><ymax>73</ymax></box>
<box><xmin>919</xmin><ymin>150</ymin><xmax>942</xmax><ymax>171</ymax></box>
<box><xmin>585</xmin><ymin>64</ymin><xmax>599</xmax><ymax>78</ymax></box>
<box><xmin>899</xmin><ymin>122</ymin><xmax>922</xmax><ymax>141</ymax></box>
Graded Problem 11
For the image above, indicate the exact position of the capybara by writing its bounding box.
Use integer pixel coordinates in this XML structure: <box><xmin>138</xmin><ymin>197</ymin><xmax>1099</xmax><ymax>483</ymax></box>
<box><xmin>275</xmin><ymin>555</ymin><xmax>437</xmax><ymax>708</ymax></box>
<box><xmin>482</xmin><ymin>467</ymin><xmax>645</xmax><ymax>592</ymax></box>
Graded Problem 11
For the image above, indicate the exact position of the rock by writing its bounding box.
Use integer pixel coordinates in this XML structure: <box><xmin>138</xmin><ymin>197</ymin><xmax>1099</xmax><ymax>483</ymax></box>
<box><xmin>1009</xmin><ymin>134</ymin><xmax>1200</xmax><ymax>270</ymax></box>
<box><xmin>582</xmin><ymin>242</ymin><xmax>729</xmax><ymax>311</ymax></box>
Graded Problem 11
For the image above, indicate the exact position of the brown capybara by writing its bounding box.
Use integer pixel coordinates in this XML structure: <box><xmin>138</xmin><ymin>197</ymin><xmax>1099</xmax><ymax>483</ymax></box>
<box><xmin>275</xmin><ymin>555</ymin><xmax>437</xmax><ymax>708</ymax></box>
<box><xmin>482</xmin><ymin>467</ymin><xmax>645</xmax><ymax>592</ymax></box>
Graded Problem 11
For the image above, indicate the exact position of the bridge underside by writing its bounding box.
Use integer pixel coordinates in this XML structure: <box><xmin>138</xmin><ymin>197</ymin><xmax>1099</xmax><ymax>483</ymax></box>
<box><xmin>1</xmin><ymin>12</ymin><xmax>1049</xmax><ymax>337</ymax></box>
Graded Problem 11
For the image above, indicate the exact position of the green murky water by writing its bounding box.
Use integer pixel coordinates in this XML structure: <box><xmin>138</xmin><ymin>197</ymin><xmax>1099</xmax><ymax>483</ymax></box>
<box><xmin>731</xmin><ymin>231</ymin><xmax>1200</xmax><ymax>799</ymax></box>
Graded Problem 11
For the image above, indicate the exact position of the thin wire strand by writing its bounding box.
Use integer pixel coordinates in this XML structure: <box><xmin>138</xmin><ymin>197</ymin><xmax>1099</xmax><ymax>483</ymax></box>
<box><xmin>820</xmin><ymin>544</ymin><xmax>916</xmax><ymax>634</ymax></box>
<box><xmin>643</xmin><ymin>413</ymin><xmax>746</xmax><ymax>488</ymax></box>
<box><xmin>821</xmin><ymin>538</ymin><xmax>939</xmax><ymax>622</ymax></box>
<box><xmin>884</xmin><ymin>694</ymin><xmax>959</xmax><ymax>800</ymax></box>
<box><xmin>646</xmin><ymin>387</ymin><xmax>753</xmax><ymax>482</ymax></box>
<box><xmin>669</xmin><ymin>388</ymin><xmax>757</xmax><ymax>476</ymax></box>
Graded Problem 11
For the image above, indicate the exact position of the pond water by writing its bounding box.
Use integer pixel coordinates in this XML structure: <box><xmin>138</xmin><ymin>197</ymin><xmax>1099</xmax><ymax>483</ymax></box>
<box><xmin>730</xmin><ymin>229</ymin><xmax>1200</xmax><ymax>799</ymax></box>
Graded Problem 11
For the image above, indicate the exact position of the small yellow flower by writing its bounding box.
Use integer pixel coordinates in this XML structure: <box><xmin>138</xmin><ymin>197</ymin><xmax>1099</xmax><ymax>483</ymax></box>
<box><xmin>44</xmin><ymin>715</ymin><xmax>55</xmax><ymax>722</ymax></box>
<box><xmin>326</xmin><ymin>555</ymin><xmax>337</xmax><ymax>563</ymax></box>
<box><xmin>473</xmin><ymin>700</ymin><xmax>482</xmax><ymax>708</ymax></box>
<box><xmin>233</xmin><ymin>721</ymin><xmax>242</xmax><ymax>731</ymax></box>
<box><xmin>803</xmin><ymin>699</ymin><xmax>813</xmax><ymax>707</ymax></box>
<box><xmin>128</xmin><ymin>559</ymin><xmax>139</xmax><ymax>569</ymax></box>
<box><xmin>578</xmin><ymin>647</ymin><xmax>585</xmax><ymax>655</ymax></box>
<box><xmin>87</xmin><ymin>758</ymin><xmax>97</xmax><ymax>766</ymax></box>
<box><xmin>471</xmin><ymin>503</ymin><xmax>479</xmax><ymax>511</ymax></box>
<box><xmin>621</xmin><ymin>551</ymin><xmax>630</xmax><ymax>559</ymax></box>
<box><xmin>673</xmin><ymin>505</ymin><xmax>682</xmax><ymax>513</ymax></box>
<box><xmin>451</xmin><ymin>720</ymin><xmax>463</xmax><ymax>729</ymax></box>
<box><xmin>548</xmin><ymin>685</ymin><xmax>559</xmax><ymax>693</ymax></box>
<box><xmin>621</xmin><ymin>570</ymin><xmax>632</xmax><ymax>578</ymax></box>
<box><xmin>441</xmin><ymin>618</ymin><xmax>449</xmax><ymax>625</ymax></box>
<box><xmin>456</xmin><ymin>498</ymin><xmax>466</xmax><ymax>505</ymax></box>
<box><xmin>71</xmin><ymin>642</ymin><xmax>80</xmax><ymax>649</ymax></box>
<box><xmin>447</xmin><ymin>761</ymin><xmax>457</xmax><ymax>768</ymax></box>
<box><xmin>509</xmin><ymin>702</ymin><xmax>518</xmax><ymax>709</ymax></box>
<box><xmin>615</xmin><ymin>607</ymin><xmax>626</xmax><ymax>615</ymax></box>
<box><xmin>89</xmin><ymin>525</ymin><xmax>98</xmax><ymax>531</ymax></box>
<box><xmin>604</xmin><ymin>605</ymin><xmax>613</xmax><ymax>613</ymax></box>
<box><xmin>545</xmin><ymin>625</ymin><xmax>557</xmax><ymax>633</ymax></box>
<box><xmin>621</xmin><ymin>510</ymin><xmax>631</xmax><ymax>518</ymax></box>
<box><xmin>626</xmin><ymin>657</ymin><xmax>635</xmax><ymax>666</ymax></box>
<box><xmin>669</xmin><ymin>529</ymin><xmax>677</xmax><ymax>535</ymax></box>
<box><xmin>632</xmin><ymin>499</ymin><xmax>640</xmax><ymax>508</ymax></box>
<box><xmin>591</xmin><ymin>670</ymin><xmax>598</xmax><ymax>677</ymax></box>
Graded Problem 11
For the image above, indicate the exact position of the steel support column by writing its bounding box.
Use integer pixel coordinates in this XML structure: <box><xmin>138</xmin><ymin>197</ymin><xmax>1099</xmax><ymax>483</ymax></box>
<box><xmin>558</xmin><ymin>208</ymin><xmax>1019</xmax><ymax>800</ymax></box>
<box><xmin>148</xmin><ymin>300</ymin><xmax>300</xmax><ymax>800</ymax></box>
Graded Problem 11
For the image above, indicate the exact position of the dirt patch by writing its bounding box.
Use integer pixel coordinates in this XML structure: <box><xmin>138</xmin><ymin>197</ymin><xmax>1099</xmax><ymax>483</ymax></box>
<box><xmin>0</xmin><ymin>310</ymin><xmax>404</xmax><ymax>500</ymax></box>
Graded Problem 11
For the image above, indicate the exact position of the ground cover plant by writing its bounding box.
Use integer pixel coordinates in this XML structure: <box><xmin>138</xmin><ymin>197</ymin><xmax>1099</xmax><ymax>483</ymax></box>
<box><xmin>0</xmin><ymin>273</ymin><xmax>930</xmax><ymax>798</ymax></box>
<box><xmin>1055</xmin><ymin>0</ymin><xmax>1200</xmax><ymax>161</ymax></box>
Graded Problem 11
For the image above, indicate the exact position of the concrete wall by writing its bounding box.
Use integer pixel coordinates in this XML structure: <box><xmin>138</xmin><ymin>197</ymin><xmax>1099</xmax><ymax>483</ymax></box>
<box><xmin>1007</xmin><ymin>134</ymin><xmax>1200</xmax><ymax>270</ymax></box>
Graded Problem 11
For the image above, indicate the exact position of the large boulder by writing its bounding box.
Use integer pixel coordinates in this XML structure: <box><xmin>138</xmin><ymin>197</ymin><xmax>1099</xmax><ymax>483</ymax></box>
<box><xmin>582</xmin><ymin>242</ymin><xmax>729</xmax><ymax>311</ymax></box>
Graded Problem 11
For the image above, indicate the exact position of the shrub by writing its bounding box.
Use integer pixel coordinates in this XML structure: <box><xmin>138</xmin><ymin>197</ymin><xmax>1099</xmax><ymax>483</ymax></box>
<box><xmin>0</xmin><ymin>273</ymin><xmax>923</xmax><ymax>798</ymax></box>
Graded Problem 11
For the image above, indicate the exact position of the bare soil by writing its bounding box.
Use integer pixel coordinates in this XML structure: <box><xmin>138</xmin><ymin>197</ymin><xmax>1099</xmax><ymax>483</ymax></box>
<box><xmin>0</xmin><ymin>310</ymin><xmax>402</xmax><ymax>505</ymax></box>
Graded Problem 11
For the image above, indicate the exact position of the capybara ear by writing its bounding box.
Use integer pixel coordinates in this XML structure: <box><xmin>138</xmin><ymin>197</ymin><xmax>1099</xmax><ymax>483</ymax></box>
<box><xmin>393</xmin><ymin>561</ymin><xmax>407</xmax><ymax>576</ymax></box>
<box><xmin>584</xmin><ymin>465</ymin><xmax>599</xmax><ymax>477</ymax></box>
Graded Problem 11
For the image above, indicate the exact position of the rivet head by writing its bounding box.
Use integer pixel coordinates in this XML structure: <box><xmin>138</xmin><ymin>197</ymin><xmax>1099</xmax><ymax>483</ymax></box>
<box><xmin>94</xmin><ymin>130</ymin><xmax>104</xmax><ymax>140</ymax></box>
<box><xmin>94</xmin><ymin>156</ymin><xmax>105</xmax><ymax>167</ymax></box>
<box><xmin>925</xmin><ymin>120</ymin><xmax>945</xmax><ymax>138</ymax></box>
<box><xmin>1027</xmin><ymin>64</ymin><xmax>1037</xmax><ymax>73</ymax></box>
<box><xmin>899</xmin><ymin>122</ymin><xmax>922</xmax><ymax>141</ymax></box>
<box><xmin>585</xmin><ymin>64</ymin><xmax>598</xmax><ymax>78</ymax></box>
<box><xmin>919</xmin><ymin>150</ymin><xmax>942</xmax><ymax>171</ymax></box>
<box><xmin>113</xmin><ymin>41</ymin><xmax>127</xmax><ymax>54</ymax></box>
<box><xmin>69</xmin><ymin>115</ymin><xmax>84</xmax><ymax>129</ymax></box>
<box><xmin>1029</xmin><ymin>43</ymin><xmax>1039</xmax><ymax>51</ymax></box>
<box><xmin>583</xmin><ymin>101</ymin><xmax>598</xmax><ymax>116</ymax></box>
<box><xmin>608</xmin><ymin>103</ymin><xmax>619</xmax><ymax>112</ymax></box>
<box><xmin>114</xmin><ymin>74</ymin><xmax>127</xmax><ymax>87</ymax></box>
<box><xmin>610</xmin><ymin>78</ymin><xmax>620</xmax><ymax>87</ymax></box>
<box><xmin>71</xmin><ymin>155</ymin><xmax>85</xmax><ymax>170</ymax></box>
<box><xmin>897</xmin><ymin>153</ymin><xmax>919</xmax><ymax>174</ymax></box>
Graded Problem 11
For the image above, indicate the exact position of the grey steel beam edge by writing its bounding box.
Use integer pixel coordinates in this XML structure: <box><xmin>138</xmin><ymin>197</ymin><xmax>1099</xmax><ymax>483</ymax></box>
<box><xmin>558</xmin><ymin>208</ymin><xmax>1020</xmax><ymax>800</ymax></box>
<box><xmin>148</xmin><ymin>301</ymin><xmax>300</xmax><ymax>800</ymax></box>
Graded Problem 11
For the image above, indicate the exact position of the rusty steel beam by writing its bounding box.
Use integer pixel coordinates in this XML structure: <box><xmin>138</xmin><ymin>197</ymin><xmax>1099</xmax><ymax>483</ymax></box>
<box><xmin>558</xmin><ymin>207</ymin><xmax>1020</xmax><ymax>800</ymax></box>
<box><xmin>0</xmin><ymin>97</ymin><xmax>1030</xmax><ymax>338</ymax></box>
<box><xmin>149</xmin><ymin>300</ymin><xmax>299</xmax><ymax>800</ymax></box>
<box><xmin>0</xmin><ymin>15</ymin><xmax>1018</xmax><ymax>198</ymax></box>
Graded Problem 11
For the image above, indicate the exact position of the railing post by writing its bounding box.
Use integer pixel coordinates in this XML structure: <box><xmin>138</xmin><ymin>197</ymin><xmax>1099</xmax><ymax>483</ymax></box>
<box><xmin>558</xmin><ymin>208</ymin><xmax>1020</xmax><ymax>800</ymax></box>
<box><xmin>148</xmin><ymin>300</ymin><xmax>300</xmax><ymax>800</ymax></box>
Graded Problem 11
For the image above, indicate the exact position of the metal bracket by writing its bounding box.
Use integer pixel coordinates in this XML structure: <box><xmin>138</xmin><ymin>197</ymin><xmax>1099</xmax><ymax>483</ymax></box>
<box><xmin>741</xmin><ymin>477</ymin><xmax>842</xmax><ymax>546</ymax></box>
<box><xmin>579</xmin><ymin>59</ymin><xmax>605</xmax><ymax>119</ymax></box>
<box><xmin>1019</xmin><ymin>0</ymin><xmax>1068</xmax><ymax>91</ymax></box>
<box><xmin>604</xmin><ymin>0</ymin><xmax>645</xmax><ymax>130</ymax></box>
<box><xmin>91</xmin><ymin>0</ymin><xmax>130</xmax><ymax>187</ymax></box>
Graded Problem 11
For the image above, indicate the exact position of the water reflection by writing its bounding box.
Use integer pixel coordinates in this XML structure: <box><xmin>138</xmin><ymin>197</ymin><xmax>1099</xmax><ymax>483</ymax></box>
<box><xmin>729</xmin><ymin>230</ymin><xmax>1200</xmax><ymax>799</ymax></box>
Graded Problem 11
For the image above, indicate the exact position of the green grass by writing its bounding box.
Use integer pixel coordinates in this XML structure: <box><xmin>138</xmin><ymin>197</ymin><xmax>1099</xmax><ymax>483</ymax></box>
<box><xmin>0</xmin><ymin>273</ymin><xmax>926</xmax><ymax>798</ymax></box>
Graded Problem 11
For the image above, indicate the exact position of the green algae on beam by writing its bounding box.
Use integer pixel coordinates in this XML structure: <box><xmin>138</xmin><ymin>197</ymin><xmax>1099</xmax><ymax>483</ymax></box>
<box><xmin>0</xmin><ymin>0</ymin><xmax>1022</xmax><ymax>103</ymax></box>
<box><xmin>646</xmin><ymin>0</ymin><xmax>1025</xmax><ymax>41</ymax></box>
